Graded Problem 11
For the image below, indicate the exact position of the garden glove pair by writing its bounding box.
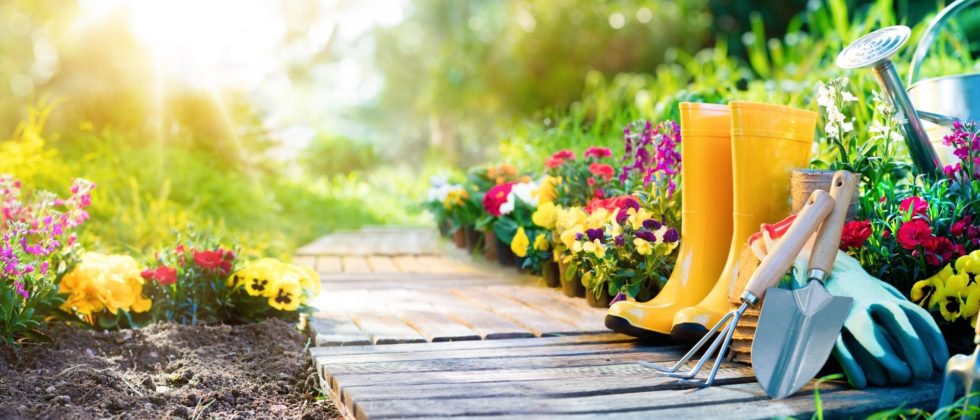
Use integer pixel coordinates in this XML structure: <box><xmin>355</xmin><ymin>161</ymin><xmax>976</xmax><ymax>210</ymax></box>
<box><xmin>754</xmin><ymin>226</ymin><xmax>949</xmax><ymax>388</ymax></box>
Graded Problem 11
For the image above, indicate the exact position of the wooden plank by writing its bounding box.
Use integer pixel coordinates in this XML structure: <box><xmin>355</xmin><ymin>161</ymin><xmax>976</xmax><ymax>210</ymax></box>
<box><xmin>401</xmin><ymin>310</ymin><xmax>481</xmax><ymax>342</ymax></box>
<box><xmin>341</xmin><ymin>256</ymin><xmax>372</xmax><ymax>274</ymax></box>
<box><xmin>366</xmin><ymin>256</ymin><xmax>399</xmax><ymax>273</ymax></box>
<box><xmin>391</xmin><ymin>256</ymin><xmax>427</xmax><ymax>274</ymax></box>
<box><xmin>405</xmin><ymin>289</ymin><xmax>536</xmax><ymax>340</ymax></box>
<box><xmin>349</xmin><ymin>377</ymin><xmax>937</xmax><ymax>419</ymax></box>
<box><xmin>452</xmin><ymin>288</ymin><xmax>597</xmax><ymax>336</ymax></box>
<box><xmin>340</xmin><ymin>364</ymin><xmax>755</xmax><ymax>406</ymax></box>
<box><xmin>310</xmin><ymin>333</ymin><xmax>632</xmax><ymax>358</ymax></box>
<box><xmin>316</xmin><ymin>256</ymin><xmax>343</xmax><ymax>274</ymax></box>
<box><xmin>309</xmin><ymin>312</ymin><xmax>371</xmax><ymax>347</ymax></box>
<box><xmin>293</xmin><ymin>255</ymin><xmax>317</xmax><ymax>269</ymax></box>
<box><xmin>349</xmin><ymin>312</ymin><xmax>426</xmax><ymax>345</ymax></box>
<box><xmin>487</xmin><ymin>285</ymin><xmax>607</xmax><ymax>332</ymax></box>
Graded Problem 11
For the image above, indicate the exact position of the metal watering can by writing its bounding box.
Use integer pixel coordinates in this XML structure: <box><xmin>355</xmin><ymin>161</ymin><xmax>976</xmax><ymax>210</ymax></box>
<box><xmin>837</xmin><ymin>0</ymin><xmax>980</xmax><ymax>175</ymax></box>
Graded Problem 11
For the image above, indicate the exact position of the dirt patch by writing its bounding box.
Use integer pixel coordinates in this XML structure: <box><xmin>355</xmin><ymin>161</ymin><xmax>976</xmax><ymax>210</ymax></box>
<box><xmin>0</xmin><ymin>319</ymin><xmax>339</xmax><ymax>419</ymax></box>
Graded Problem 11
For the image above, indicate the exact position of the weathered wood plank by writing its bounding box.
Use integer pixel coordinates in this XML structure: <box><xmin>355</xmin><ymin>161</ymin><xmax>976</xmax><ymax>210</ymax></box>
<box><xmin>316</xmin><ymin>256</ymin><xmax>343</xmax><ymax>274</ymax></box>
<box><xmin>405</xmin><ymin>289</ymin><xmax>536</xmax><ymax>340</ymax></box>
<box><xmin>401</xmin><ymin>310</ymin><xmax>481</xmax><ymax>342</ymax></box>
<box><xmin>309</xmin><ymin>312</ymin><xmax>371</xmax><ymax>347</ymax></box>
<box><xmin>293</xmin><ymin>255</ymin><xmax>317</xmax><ymax>269</ymax></box>
<box><xmin>452</xmin><ymin>288</ymin><xmax>596</xmax><ymax>336</ymax></box>
<box><xmin>341</xmin><ymin>256</ymin><xmax>372</xmax><ymax>274</ymax></box>
<box><xmin>487</xmin><ymin>285</ymin><xmax>607</xmax><ymax>331</ymax></box>
<box><xmin>366</xmin><ymin>256</ymin><xmax>399</xmax><ymax>273</ymax></box>
<box><xmin>391</xmin><ymin>256</ymin><xmax>427</xmax><ymax>274</ymax></box>
<box><xmin>348</xmin><ymin>312</ymin><xmax>426</xmax><ymax>345</ymax></box>
<box><xmin>310</xmin><ymin>333</ymin><xmax>631</xmax><ymax>358</ymax></box>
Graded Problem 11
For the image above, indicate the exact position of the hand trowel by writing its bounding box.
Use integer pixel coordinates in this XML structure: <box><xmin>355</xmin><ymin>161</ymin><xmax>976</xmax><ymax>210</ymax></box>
<box><xmin>752</xmin><ymin>170</ymin><xmax>857</xmax><ymax>399</ymax></box>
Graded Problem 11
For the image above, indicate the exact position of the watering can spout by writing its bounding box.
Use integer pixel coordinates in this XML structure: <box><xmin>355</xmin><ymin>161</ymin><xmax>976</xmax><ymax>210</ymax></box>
<box><xmin>836</xmin><ymin>26</ymin><xmax>943</xmax><ymax>176</ymax></box>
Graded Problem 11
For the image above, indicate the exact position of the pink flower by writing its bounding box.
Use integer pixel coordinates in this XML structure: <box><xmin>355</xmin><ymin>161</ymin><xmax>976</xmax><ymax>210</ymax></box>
<box><xmin>899</xmin><ymin>196</ymin><xmax>928</xmax><ymax>219</ymax></box>
<box><xmin>839</xmin><ymin>220</ymin><xmax>871</xmax><ymax>250</ymax></box>
<box><xmin>545</xmin><ymin>150</ymin><xmax>575</xmax><ymax>168</ymax></box>
<box><xmin>896</xmin><ymin>219</ymin><xmax>932</xmax><ymax>250</ymax></box>
<box><xmin>482</xmin><ymin>183</ymin><xmax>514</xmax><ymax>217</ymax></box>
<box><xmin>583</xmin><ymin>146</ymin><xmax>612</xmax><ymax>160</ymax></box>
<box><xmin>588</xmin><ymin>163</ymin><xmax>615</xmax><ymax>181</ymax></box>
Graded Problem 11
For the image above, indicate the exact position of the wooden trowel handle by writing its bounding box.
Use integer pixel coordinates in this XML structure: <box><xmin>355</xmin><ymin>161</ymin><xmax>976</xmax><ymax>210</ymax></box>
<box><xmin>809</xmin><ymin>171</ymin><xmax>857</xmax><ymax>279</ymax></box>
<box><xmin>743</xmin><ymin>190</ymin><xmax>834</xmax><ymax>301</ymax></box>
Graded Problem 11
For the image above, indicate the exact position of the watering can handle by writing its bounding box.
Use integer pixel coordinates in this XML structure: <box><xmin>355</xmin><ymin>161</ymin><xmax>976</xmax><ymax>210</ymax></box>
<box><xmin>908</xmin><ymin>0</ymin><xmax>980</xmax><ymax>86</ymax></box>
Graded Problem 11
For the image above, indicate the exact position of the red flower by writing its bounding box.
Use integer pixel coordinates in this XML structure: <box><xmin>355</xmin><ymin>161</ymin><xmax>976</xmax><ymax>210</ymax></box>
<box><xmin>194</xmin><ymin>250</ymin><xmax>231</xmax><ymax>275</ymax></box>
<box><xmin>896</xmin><ymin>219</ymin><xmax>932</xmax><ymax>250</ymax></box>
<box><xmin>952</xmin><ymin>215</ymin><xmax>973</xmax><ymax>237</ymax></box>
<box><xmin>899</xmin><ymin>196</ymin><xmax>929</xmax><ymax>219</ymax></box>
<box><xmin>839</xmin><ymin>220</ymin><xmax>871</xmax><ymax>250</ymax></box>
<box><xmin>923</xmin><ymin>236</ymin><xmax>956</xmax><ymax>267</ymax></box>
<box><xmin>545</xmin><ymin>150</ymin><xmax>575</xmax><ymax>168</ymax></box>
<box><xmin>588</xmin><ymin>163</ymin><xmax>615</xmax><ymax>181</ymax></box>
<box><xmin>583</xmin><ymin>146</ymin><xmax>612</xmax><ymax>160</ymax></box>
<box><xmin>482</xmin><ymin>182</ymin><xmax>514</xmax><ymax>217</ymax></box>
<box><xmin>584</xmin><ymin>195</ymin><xmax>640</xmax><ymax>214</ymax></box>
<box><xmin>141</xmin><ymin>266</ymin><xmax>177</xmax><ymax>286</ymax></box>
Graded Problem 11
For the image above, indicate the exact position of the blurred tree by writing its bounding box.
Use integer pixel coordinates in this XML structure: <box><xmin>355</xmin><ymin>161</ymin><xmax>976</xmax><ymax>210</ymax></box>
<box><xmin>370</xmin><ymin>0</ymin><xmax>711</xmax><ymax>167</ymax></box>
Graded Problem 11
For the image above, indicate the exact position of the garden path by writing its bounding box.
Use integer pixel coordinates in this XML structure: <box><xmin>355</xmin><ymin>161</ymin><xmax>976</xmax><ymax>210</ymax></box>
<box><xmin>302</xmin><ymin>227</ymin><xmax>942</xmax><ymax>419</ymax></box>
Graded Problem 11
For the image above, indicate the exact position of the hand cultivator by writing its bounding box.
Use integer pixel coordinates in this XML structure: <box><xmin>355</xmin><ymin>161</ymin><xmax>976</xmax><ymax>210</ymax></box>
<box><xmin>938</xmin><ymin>322</ymin><xmax>980</xmax><ymax>417</ymax></box>
<box><xmin>641</xmin><ymin>190</ymin><xmax>834</xmax><ymax>386</ymax></box>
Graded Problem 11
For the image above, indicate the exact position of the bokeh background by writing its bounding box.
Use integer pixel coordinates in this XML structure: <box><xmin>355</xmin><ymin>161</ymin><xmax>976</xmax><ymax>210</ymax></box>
<box><xmin>1</xmin><ymin>0</ymin><xmax>974</xmax><ymax>256</ymax></box>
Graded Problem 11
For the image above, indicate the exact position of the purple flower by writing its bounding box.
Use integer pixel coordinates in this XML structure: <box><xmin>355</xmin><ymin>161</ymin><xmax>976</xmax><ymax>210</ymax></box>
<box><xmin>575</xmin><ymin>233</ymin><xmax>584</xmax><ymax>241</ymax></box>
<box><xmin>663</xmin><ymin>228</ymin><xmax>680</xmax><ymax>243</ymax></box>
<box><xmin>614</xmin><ymin>235</ymin><xmax>625</xmax><ymax>247</ymax></box>
<box><xmin>14</xmin><ymin>281</ymin><xmax>28</xmax><ymax>300</ymax></box>
<box><xmin>586</xmin><ymin>228</ymin><xmax>605</xmax><ymax>242</ymax></box>
<box><xmin>616</xmin><ymin>209</ymin><xmax>630</xmax><ymax>225</ymax></box>
<box><xmin>643</xmin><ymin>219</ymin><xmax>662</xmax><ymax>230</ymax></box>
<box><xmin>635</xmin><ymin>230</ymin><xmax>656</xmax><ymax>242</ymax></box>
<box><xmin>610</xmin><ymin>292</ymin><xmax>627</xmax><ymax>305</ymax></box>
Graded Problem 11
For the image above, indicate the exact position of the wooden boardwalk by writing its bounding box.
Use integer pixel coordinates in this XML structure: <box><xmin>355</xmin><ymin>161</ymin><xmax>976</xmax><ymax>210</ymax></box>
<box><xmin>303</xmin><ymin>227</ymin><xmax>942</xmax><ymax>419</ymax></box>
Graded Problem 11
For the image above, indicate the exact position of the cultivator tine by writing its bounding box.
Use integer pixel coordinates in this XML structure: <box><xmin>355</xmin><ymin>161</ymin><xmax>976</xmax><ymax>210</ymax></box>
<box><xmin>640</xmin><ymin>304</ymin><xmax>746</xmax><ymax>385</ymax></box>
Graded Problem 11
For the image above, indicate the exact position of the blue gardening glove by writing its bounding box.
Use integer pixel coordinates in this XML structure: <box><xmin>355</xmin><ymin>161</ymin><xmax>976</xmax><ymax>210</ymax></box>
<box><xmin>788</xmin><ymin>250</ymin><xmax>949</xmax><ymax>388</ymax></box>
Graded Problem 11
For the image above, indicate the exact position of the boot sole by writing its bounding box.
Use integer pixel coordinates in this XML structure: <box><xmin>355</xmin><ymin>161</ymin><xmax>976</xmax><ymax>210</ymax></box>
<box><xmin>604</xmin><ymin>315</ymin><xmax>671</xmax><ymax>342</ymax></box>
<box><xmin>670</xmin><ymin>322</ymin><xmax>709</xmax><ymax>344</ymax></box>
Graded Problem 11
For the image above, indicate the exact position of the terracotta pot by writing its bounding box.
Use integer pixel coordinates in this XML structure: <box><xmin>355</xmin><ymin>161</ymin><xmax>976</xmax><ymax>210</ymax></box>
<box><xmin>542</xmin><ymin>262</ymin><xmax>560</xmax><ymax>288</ymax></box>
<box><xmin>586</xmin><ymin>288</ymin><xmax>611</xmax><ymax>308</ymax></box>
<box><xmin>451</xmin><ymin>228</ymin><xmax>466</xmax><ymax>248</ymax></box>
<box><xmin>482</xmin><ymin>230</ymin><xmax>498</xmax><ymax>260</ymax></box>
<box><xmin>463</xmin><ymin>226</ymin><xmax>480</xmax><ymax>252</ymax></box>
<box><xmin>791</xmin><ymin>169</ymin><xmax>858</xmax><ymax>220</ymax></box>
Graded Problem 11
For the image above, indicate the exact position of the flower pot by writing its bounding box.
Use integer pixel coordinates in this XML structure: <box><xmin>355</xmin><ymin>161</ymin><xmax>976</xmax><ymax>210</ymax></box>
<box><xmin>791</xmin><ymin>169</ymin><xmax>859</xmax><ymax>220</ymax></box>
<box><xmin>558</xmin><ymin>260</ymin><xmax>585</xmax><ymax>298</ymax></box>
<box><xmin>496</xmin><ymin>237</ymin><xmax>517</xmax><ymax>267</ymax></box>
<box><xmin>482</xmin><ymin>230</ymin><xmax>498</xmax><ymax>261</ymax></box>
<box><xmin>438</xmin><ymin>220</ymin><xmax>451</xmax><ymax>237</ymax></box>
<box><xmin>587</xmin><ymin>288</ymin><xmax>611</xmax><ymax>308</ymax></box>
<box><xmin>463</xmin><ymin>226</ymin><xmax>480</xmax><ymax>252</ymax></box>
<box><xmin>542</xmin><ymin>261</ymin><xmax>560</xmax><ymax>288</ymax></box>
<box><xmin>452</xmin><ymin>228</ymin><xmax>466</xmax><ymax>249</ymax></box>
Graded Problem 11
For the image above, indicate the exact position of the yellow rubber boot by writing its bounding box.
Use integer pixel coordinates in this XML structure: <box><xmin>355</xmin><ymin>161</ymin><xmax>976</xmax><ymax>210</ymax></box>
<box><xmin>605</xmin><ymin>103</ymin><xmax>734</xmax><ymax>338</ymax></box>
<box><xmin>670</xmin><ymin>102</ymin><xmax>818</xmax><ymax>342</ymax></box>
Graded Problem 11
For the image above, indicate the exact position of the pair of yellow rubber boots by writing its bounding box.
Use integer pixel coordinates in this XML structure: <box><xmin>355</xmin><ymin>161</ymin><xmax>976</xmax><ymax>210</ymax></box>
<box><xmin>605</xmin><ymin>102</ymin><xmax>818</xmax><ymax>341</ymax></box>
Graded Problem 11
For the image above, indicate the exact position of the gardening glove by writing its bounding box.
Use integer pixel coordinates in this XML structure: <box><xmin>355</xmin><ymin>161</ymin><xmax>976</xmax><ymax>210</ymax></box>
<box><xmin>787</xmin><ymin>249</ymin><xmax>949</xmax><ymax>388</ymax></box>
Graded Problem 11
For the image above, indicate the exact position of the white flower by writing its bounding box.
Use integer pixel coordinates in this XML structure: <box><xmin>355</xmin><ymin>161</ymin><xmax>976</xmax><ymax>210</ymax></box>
<box><xmin>841</xmin><ymin>91</ymin><xmax>858</xmax><ymax>103</ymax></box>
<box><xmin>816</xmin><ymin>81</ymin><xmax>836</xmax><ymax>108</ymax></box>
<box><xmin>498</xmin><ymin>195</ymin><xmax>515</xmax><ymax>215</ymax></box>
<box><xmin>510</xmin><ymin>182</ymin><xmax>539</xmax><ymax>207</ymax></box>
<box><xmin>426</xmin><ymin>183</ymin><xmax>459</xmax><ymax>203</ymax></box>
<box><xmin>825</xmin><ymin>121</ymin><xmax>839</xmax><ymax>138</ymax></box>
<box><xmin>841</xmin><ymin>120</ymin><xmax>854</xmax><ymax>134</ymax></box>
<box><xmin>826</xmin><ymin>106</ymin><xmax>846</xmax><ymax>124</ymax></box>
<box><xmin>429</xmin><ymin>176</ymin><xmax>448</xmax><ymax>188</ymax></box>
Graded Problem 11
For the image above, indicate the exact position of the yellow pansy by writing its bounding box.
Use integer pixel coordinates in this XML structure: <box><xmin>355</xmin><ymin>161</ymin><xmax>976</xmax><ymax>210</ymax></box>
<box><xmin>556</xmin><ymin>207</ymin><xmax>587</xmax><ymax>233</ymax></box>
<box><xmin>443</xmin><ymin>188</ymin><xmax>469</xmax><ymax>209</ymax></box>
<box><xmin>911</xmin><ymin>265</ymin><xmax>952</xmax><ymax>308</ymax></box>
<box><xmin>560</xmin><ymin>224</ymin><xmax>584</xmax><ymax>250</ymax></box>
<box><xmin>936</xmin><ymin>287</ymin><xmax>966</xmax><ymax>322</ymax></box>
<box><xmin>59</xmin><ymin>253</ymin><xmax>152</xmax><ymax>318</ymax></box>
<box><xmin>582</xmin><ymin>239</ymin><xmax>605</xmax><ymax>258</ymax></box>
<box><xmin>586</xmin><ymin>209</ymin><xmax>611</xmax><ymax>229</ymax></box>
<box><xmin>511</xmin><ymin>227</ymin><xmax>530</xmax><ymax>258</ymax></box>
<box><xmin>268</xmin><ymin>277</ymin><xmax>302</xmax><ymax>311</ymax></box>
<box><xmin>532</xmin><ymin>202</ymin><xmax>558</xmax><ymax>229</ymax></box>
<box><xmin>963</xmin><ymin>287</ymin><xmax>980</xmax><ymax>319</ymax></box>
<box><xmin>534</xmin><ymin>176</ymin><xmax>560</xmax><ymax>203</ymax></box>
<box><xmin>230</xmin><ymin>258</ymin><xmax>283</xmax><ymax>297</ymax></box>
<box><xmin>634</xmin><ymin>238</ymin><xmax>653</xmax><ymax>256</ymax></box>
<box><xmin>627</xmin><ymin>208</ymin><xmax>652</xmax><ymax>230</ymax></box>
<box><xmin>533</xmin><ymin>234</ymin><xmax>550</xmax><ymax>252</ymax></box>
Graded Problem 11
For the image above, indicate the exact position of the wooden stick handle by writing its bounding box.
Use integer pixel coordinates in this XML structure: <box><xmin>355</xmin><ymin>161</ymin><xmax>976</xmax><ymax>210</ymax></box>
<box><xmin>808</xmin><ymin>171</ymin><xmax>857</xmax><ymax>279</ymax></box>
<box><xmin>743</xmin><ymin>190</ymin><xmax>834</xmax><ymax>300</ymax></box>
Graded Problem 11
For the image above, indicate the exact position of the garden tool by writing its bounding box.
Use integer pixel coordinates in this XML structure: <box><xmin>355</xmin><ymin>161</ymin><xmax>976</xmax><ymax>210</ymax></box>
<box><xmin>752</xmin><ymin>170</ymin><xmax>856</xmax><ymax>399</ymax></box>
<box><xmin>835</xmin><ymin>2</ymin><xmax>980</xmax><ymax>173</ymax></box>
<box><xmin>937</xmin><ymin>322</ymin><xmax>980</xmax><ymax>416</ymax></box>
<box><xmin>642</xmin><ymin>190</ymin><xmax>834</xmax><ymax>386</ymax></box>
<box><xmin>670</xmin><ymin>101</ymin><xmax>817</xmax><ymax>342</ymax></box>
<box><xmin>606</xmin><ymin>103</ymin><xmax>733</xmax><ymax>337</ymax></box>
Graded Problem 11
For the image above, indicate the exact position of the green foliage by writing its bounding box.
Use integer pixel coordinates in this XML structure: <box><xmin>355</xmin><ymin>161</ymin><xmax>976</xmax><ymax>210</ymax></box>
<box><xmin>302</xmin><ymin>134</ymin><xmax>379</xmax><ymax>177</ymax></box>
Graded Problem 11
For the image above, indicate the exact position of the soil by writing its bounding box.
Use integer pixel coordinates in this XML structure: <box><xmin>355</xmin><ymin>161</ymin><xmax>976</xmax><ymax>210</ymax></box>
<box><xmin>0</xmin><ymin>319</ymin><xmax>339</xmax><ymax>419</ymax></box>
